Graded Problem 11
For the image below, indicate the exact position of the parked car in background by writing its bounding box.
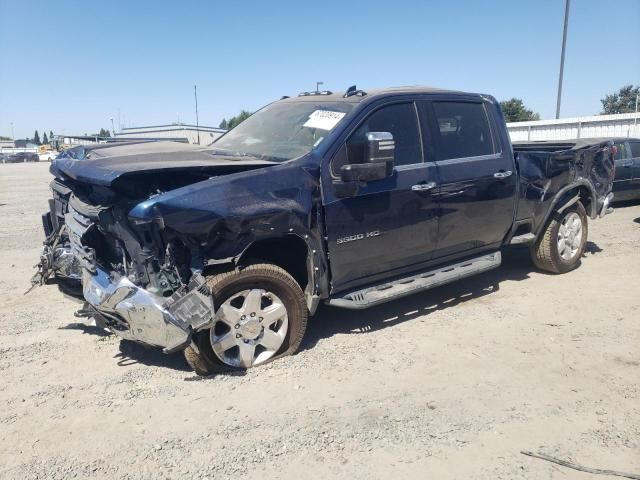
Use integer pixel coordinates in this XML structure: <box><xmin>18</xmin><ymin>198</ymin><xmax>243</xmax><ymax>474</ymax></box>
<box><xmin>38</xmin><ymin>151</ymin><xmax>58</xmax><ymax>161</ymax></box>
<box><xmin>611</xmin><ymin>138</ymin><xmax>640</xmax><ymax>201</ymax></box>
<box><xmin>38</xmin><ymin>145</ymin><xmax>59</xmax><ymax>162</ymax></box>
<box><xmin>4</xmin><ymin>151</ymin><xmax>39</xmax><ymax>163</ymax></box>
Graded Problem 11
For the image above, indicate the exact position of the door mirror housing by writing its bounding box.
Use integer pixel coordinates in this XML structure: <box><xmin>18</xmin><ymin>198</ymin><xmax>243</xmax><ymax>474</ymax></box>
<box><xmin>338</xmin><ymin>131</ymin><xmax>395</xmax><ymax>183</ymax></box>
<box><xmin>340</xmin><ymin>162</ymin><xmax>388</xmax><ymax>183</ymax></box>
<box><xmin>365</xmin><ymin>131</ymin><xmax>395</xmax><ymax>169</ymax></box>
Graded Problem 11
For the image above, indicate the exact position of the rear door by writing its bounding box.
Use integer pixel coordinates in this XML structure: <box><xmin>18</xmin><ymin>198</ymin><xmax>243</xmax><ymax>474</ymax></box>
<box><xmin>425</xmin><ymin>98</ymin><xmax>517</xmax><ymax>259</ymax></box>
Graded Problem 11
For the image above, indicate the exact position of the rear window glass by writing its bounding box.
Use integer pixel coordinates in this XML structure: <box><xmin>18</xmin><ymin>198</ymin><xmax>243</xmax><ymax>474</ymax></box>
<box><xmin>432</xmin><ymin>102</ymin><xmax>496</xmax><ymax>160</ymax></box>
<box><xmin>630</xmin><ymin>142</ymin><xmax>640</xmax><ymax>158</ymax></box>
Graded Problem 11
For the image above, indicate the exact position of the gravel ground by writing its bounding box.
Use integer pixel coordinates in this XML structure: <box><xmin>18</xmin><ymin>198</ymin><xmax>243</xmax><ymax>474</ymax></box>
<box><xmin>1</xmin><ymin>162</ymin><xmax>639</xmax><ymax>480</ymax></box>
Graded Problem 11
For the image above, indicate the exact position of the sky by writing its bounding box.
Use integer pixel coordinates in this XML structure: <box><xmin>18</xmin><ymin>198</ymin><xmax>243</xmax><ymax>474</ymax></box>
<box><xmin>0</xmin><ymin>0</ymin><xmax>639</xmax><ymax>139</ymax></box>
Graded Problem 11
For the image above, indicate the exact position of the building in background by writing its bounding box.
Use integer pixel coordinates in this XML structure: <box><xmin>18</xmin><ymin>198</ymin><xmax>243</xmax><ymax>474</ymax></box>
<box><xmin>115</xmin><ymin>123</ymin><xmax>226</xmax><ymax>145</ymax></box>
<box><xmin>507</xmin><ymin>112</ymin><xmax>640</xmax><ymax>142</ymax></box>
<box><xmin>55</xmin><ymin>135</ymin><xmax>110</xmax><ymax>147</ymax></box>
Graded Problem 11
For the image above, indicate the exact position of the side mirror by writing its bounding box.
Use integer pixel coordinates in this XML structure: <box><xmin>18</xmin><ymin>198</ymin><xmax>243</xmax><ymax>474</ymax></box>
<box><xmin>339</xmin><ymin>131</ymin><xmax>395</xmax><ymax>183</ymax></box>
<box><xmin>365</xmin><ymin>131</ymin><xmax>395</xmax><ymax>169</ymax></box>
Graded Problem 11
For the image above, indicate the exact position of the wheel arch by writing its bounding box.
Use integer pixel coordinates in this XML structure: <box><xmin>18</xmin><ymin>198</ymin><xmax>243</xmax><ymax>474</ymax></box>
<box><xmin>205</xmin><ymin>233</ymin><xmax>322</xmax><ymax>314</ymax></box>
<box><xmin>534</xmin><ymin>180</ymin><xmax>597</xmax><ymax>241</ymax></box>
<box><xmin>553</xmin><ymin>181</ymin><xmax>597</xmax><ymax>218</ymax></box>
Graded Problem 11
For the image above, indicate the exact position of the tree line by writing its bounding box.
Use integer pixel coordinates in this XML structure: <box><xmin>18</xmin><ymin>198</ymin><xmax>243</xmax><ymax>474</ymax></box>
<box><xmin>500</xmin><ymin>84</ymin><xmax>638</xmax><ymax>123</ymax></box>
<box><xmin>21</xmin><ymin>128</ymin><xmax>111</xmax><ymax>145</ymax></box>
<box><xmin>23</xmin><ymin>130</ymin><xmax>55</xmax><ymax>145</ymax></box>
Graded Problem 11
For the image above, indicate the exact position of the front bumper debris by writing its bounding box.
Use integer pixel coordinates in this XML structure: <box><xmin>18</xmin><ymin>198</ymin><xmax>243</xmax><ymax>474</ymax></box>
<box><xmin>28</xmin><ymin>223</ymin><xmax>83</xmax><ymax>294</ymax></box>
<box><xmin>82</xmin><ymin>267</ymin><xmax>214</xmax><ymax>353</ymax></box>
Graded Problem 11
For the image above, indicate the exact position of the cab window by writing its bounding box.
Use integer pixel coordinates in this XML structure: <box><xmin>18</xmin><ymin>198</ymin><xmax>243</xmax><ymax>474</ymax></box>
<box><xmin>432</xmin><ymin>102</ymin><xmax>496</xmax><ymax>160</ymax></box>
<box><xmin>332</xmin><ymin>102</ymin><xmax>422</xmax><ymax>175</ymax></box>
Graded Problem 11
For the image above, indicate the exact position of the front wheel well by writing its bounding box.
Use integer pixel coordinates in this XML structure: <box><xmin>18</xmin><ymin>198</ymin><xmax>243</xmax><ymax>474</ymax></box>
<box><xmin>236</xmin><ymin>235</ymin><xmax>311</xmax><ymax>291</ymax></box>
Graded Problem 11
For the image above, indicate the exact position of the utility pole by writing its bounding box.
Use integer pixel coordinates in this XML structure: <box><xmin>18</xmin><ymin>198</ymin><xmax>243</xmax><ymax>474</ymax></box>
<box><xmin>316</xmin><ymin>81</ymin><xmax>324</xmax><ymax>93</ymax></box>
<box><xmin>194</xmin><ymin>84</ymin><xmax>200</xmax><ymax>145</ymax></box>
<box><xmin>110</xmin><ymin>117</ymin><xmax>116</xmax><ymax>138</ymax></box>
<box><xmin>555</xmin><ymin>0</ymin><xmax>570</xmax><ymax>119</ymax></box>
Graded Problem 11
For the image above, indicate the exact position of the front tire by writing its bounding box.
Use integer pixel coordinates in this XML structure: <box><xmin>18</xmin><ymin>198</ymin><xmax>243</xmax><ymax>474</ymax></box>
<box><xmin>184</xmin><ymin>262</ymin><xmax>308</xmax><ymax>375</ymax></box>
<box><xmin>530</xmin><ymin>202</ymin><xmax>588</xmax><ymax>274</ymax></box>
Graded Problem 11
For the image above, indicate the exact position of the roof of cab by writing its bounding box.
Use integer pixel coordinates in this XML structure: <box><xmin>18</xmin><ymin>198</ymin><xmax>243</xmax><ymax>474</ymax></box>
<box><xmin>278</xmin><ymin>85</ymin><xmax>474</xmax><ymax>103</ymax></box>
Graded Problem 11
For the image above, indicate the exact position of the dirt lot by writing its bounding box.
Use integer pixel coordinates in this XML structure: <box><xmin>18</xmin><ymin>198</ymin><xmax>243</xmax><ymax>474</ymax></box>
<box><xmin>0</xmin><ymin>162</ymin><xmax>638</xmax><ymax>480</ymax></box>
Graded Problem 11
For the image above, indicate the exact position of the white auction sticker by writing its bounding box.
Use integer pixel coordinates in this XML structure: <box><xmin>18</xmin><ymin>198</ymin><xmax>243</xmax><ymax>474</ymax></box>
<box><xmin>303</xmin><ymin>110</ymin><xmax>346</xmax><ymax>131</ymax></box>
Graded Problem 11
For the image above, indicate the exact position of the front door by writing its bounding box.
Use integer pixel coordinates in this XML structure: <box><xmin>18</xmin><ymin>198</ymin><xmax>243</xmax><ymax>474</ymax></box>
<box><xmin>425</xmin><ymin>99</ymin><xmax>517</xmax><ymax>258</ymax></box>
<box><xmin>322</xmin><ymin>101</ymin><xmax>440</xmax><ymax>293</ymax></box>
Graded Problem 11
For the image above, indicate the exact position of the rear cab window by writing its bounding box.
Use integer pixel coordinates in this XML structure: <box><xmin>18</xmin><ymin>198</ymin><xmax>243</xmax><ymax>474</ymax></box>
<box><xmin>431</xmin><ymin>101</ymin><xmax>497</xmax><ymax>160</ymax></box>
<box><xmin>630</xmin><ymin>141</ymin><xmax>640</xmax><ymax>158</ymax></box>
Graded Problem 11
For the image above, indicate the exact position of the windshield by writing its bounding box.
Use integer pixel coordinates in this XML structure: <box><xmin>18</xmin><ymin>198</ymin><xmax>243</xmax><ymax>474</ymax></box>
<box><xmin>210</xmin><ymin>101</ymin><xmax>354</xmax><ymax>162</ymax></box>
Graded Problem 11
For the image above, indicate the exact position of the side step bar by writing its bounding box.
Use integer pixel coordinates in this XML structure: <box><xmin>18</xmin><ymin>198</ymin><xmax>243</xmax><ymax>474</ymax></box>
<box><xmin>325</xmin><ymin>251</ymin><xmax>501</xmax><ymax>310</ymax></box>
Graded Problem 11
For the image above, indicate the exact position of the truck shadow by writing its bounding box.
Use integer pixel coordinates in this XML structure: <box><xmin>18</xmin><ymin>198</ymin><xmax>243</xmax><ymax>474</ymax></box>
<box><xmin>301</xmin><ymin>247</ymin><xmax>542</xmax><ymax>352</ymax></box>
<box><xmin>584</xmin><ymin>241</ymin><xmax>603</xmax><ymax>255</ymax></box>
<box><xmin>57</xmin><ymin>242</ymin><xmax>603</xmax><ymax>374</ymax></box>
<box><xmin>59</xmin><ymin>323</ymin><xmax>193</xmax><ymax>371</ymax></box>
<box><xmin>114</xmin><ymin>340</ymin><xmax>192</xmax><ymax>372</ymax></box>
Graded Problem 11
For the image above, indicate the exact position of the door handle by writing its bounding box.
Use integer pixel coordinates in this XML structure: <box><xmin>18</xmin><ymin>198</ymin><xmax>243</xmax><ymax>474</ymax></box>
<box><xmin>411</xmin><ymin>181</ymin><xmax>437</xmax><ymax>192</ymax></box>
<box><xmin>494</xmin><ymin>170</ymin><xmax>513</xmax><ymax>179</ymax></box>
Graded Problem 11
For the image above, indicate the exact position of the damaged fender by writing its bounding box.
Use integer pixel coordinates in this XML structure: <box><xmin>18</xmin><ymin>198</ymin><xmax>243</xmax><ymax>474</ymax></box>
<box><xmin>126</xmin><ymin>154</ymin><xmax>329</xmax><ymax>310</ymax></box>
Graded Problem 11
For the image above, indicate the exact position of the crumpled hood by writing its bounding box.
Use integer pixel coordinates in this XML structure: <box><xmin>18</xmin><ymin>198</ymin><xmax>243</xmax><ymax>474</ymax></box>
<box><xmin>51</xmin><ymin>141</ymin><xmax>275</xmax><ymax>187</ymax></box>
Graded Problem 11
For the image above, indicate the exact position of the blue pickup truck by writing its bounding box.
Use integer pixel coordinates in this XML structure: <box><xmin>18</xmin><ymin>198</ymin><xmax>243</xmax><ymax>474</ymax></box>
<box><xmin>33</xmin><ymin>86</ymin><xmax>615</xmax><ymax>374</ymax></box>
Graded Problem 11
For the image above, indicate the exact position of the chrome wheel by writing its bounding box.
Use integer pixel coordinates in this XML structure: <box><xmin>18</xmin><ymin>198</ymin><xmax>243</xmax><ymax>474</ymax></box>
<box><xmin>210</xmin><ymin>289</ymin><xmax>288</xmax><ymax>368</ymax></box>
<box><xmin>557</xmin><ymin>212</ymin><xmax>583</xmax><ymax>261</ymax></box>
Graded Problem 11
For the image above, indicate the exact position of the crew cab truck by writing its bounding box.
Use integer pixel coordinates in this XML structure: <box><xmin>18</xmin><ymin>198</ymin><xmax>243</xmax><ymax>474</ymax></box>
<box><xmin>33</xmin><ymin>86</ymin><xmax>615</xmax><ymax>375</ymax></box>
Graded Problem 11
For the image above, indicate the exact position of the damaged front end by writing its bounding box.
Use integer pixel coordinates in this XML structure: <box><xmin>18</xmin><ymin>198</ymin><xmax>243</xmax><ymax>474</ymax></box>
<box><xmin>29</xmin><ymin>179</ymin><xmax>83</xmax><ymax>294</ymax></box>
<box><xmin>81</xmin><ymin>267</ymin><xmax>213</xmax><ymax>353</ymax></box>
<box><xmin>31</xmin><ymin>140</ymin><xmax>325</xmax><ymax>354</ymax></box>
<box><xmin>32</xmin><ymin>190</ymin><xmax>220</xmax><ymax>353</ymax></box>
<box><xmin>57</xmin><ymin>192</ymin><xmax>217</xmax><ymax>352</ymax></box>
<box><xmin>28</xmin><ymin>146</ymin><xmax>256</xmax><ymax>351</ymax></box>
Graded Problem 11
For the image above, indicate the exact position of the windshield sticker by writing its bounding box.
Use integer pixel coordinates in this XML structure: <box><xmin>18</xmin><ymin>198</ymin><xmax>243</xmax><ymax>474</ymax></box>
<box><xmin>303</xmin><ymin>110</ymin><xmax>346</xmax><ymax>131</ymax></box>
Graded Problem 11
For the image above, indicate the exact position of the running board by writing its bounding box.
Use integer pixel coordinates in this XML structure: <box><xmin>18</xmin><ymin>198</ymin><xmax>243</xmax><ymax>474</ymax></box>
<box><xmin>325</xmin><ymin>251</ymin><xmax>501</xmax><ymax>310</ymax></box>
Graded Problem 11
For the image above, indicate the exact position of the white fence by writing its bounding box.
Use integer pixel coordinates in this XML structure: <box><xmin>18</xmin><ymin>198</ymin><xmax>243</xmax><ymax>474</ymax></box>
<box><xmin>507</xmin><ymin>112</ymin><xmax>640</xmax><ymax>141</ymax></box>
<box><xmin>0</xmin><ymin>147</ymin><xmax>38</xmax><ymax>155</ymax></box>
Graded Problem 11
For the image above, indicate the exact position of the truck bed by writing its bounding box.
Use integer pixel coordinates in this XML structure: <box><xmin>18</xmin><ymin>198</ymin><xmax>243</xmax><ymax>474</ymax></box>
<box><xmin>512</xmin><ymin>139</ymin><xmax>615</xmax><ymax>235</ymax></box>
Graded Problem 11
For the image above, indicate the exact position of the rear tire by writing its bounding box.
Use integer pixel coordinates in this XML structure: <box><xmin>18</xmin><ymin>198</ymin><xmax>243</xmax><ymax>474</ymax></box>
<box><xmin>530</xmin><ymin>202</ymin><xmax>588</xmax><ymax>274</ymax></box>
<box><xmin>184</xmin><ymin>262</ymin><xmax>308</xmax><ymax>375</ymax></box>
